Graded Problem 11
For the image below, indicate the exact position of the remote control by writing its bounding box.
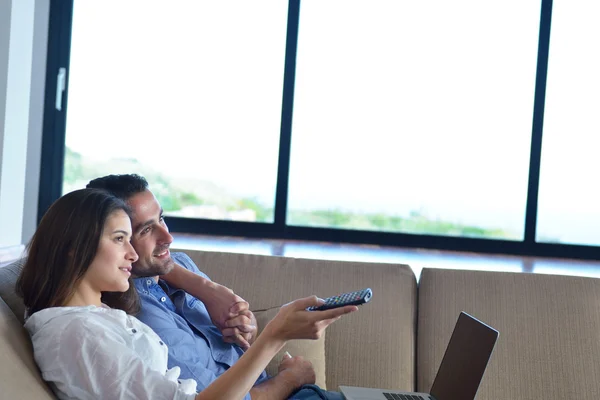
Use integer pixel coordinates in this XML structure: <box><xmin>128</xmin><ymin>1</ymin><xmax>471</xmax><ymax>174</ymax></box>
<box><xmin>307</xmin><ymin>288</ymin><xmax>373</xmax><ymax>311</ymax></box>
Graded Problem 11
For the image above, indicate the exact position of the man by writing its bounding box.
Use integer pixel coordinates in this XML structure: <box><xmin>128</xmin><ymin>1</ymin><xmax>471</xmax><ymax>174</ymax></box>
<box><xmin>87</xmin><ymin>174</ymin><xmax>344</xmax><ymax>400</ymax></box>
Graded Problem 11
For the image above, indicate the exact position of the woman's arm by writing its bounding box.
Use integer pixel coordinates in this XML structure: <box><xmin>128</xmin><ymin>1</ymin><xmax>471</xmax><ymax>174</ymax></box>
<box><xmin>195</xmin><ymin>329</ymin><xmax>286</xmax><ymax>400</ymax></box>
<box><xmin>36</xmin><ymin>298</ymin><xmax>355</xmax><ymax>400</ymax></box>
<box><xmin>194</xmin><ymin>296</ymin><xmax>358</xmax><ymax>400</ymax></box>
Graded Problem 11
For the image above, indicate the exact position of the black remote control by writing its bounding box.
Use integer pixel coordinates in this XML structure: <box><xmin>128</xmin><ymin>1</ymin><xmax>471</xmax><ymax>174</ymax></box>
<box><xmin>307</xmin><ymin>288</ymin><xmax>373</xmax><ymax>311</ymax></box>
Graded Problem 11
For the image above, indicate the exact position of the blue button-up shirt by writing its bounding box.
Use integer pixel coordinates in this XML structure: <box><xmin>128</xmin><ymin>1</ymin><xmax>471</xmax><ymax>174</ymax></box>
<box><xmin>133</xmin><ymin>252</ymin><xmax>268</xmax><ymax>397</ymax></box>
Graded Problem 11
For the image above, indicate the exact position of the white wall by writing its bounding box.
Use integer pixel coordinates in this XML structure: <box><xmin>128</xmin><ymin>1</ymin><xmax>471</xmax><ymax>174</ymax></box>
<box><xmin>23</xmin><ymin>0</ymin><xmax>49</xmax><ymax>244</ymax></box>
<box><xmin>0</xmin><ymin>1</ymin><xmax>11</xmax><ymax>170</ymax></box>
<box><xmin>0</xmin><ymin>0</ymin><xmax>49</xmax><ymax>248</ymax></box>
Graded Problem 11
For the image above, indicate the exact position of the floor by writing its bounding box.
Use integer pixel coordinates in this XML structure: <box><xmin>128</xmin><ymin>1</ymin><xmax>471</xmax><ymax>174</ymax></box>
<box><xmin>172</xmin><ymin>233</ymin><xmax>600</xmax><ymax>281</ymax></box>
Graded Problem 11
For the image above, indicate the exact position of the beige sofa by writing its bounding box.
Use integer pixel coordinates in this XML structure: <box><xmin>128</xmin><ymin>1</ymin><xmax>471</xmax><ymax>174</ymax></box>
<box><xmin>1</xmin><ymin>248</ymin><xmax>600</xmax><ymax>399</ymax></box>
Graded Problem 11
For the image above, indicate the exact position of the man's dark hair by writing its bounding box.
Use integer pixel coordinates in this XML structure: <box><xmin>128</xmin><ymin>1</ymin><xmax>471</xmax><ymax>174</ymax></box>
<box><xmin>86</xmin><ymin>174</ymin><xmax>149</xmax><ymax>201</ymax></box>
<box><xmin>17</xmin><ymin>188</ymin><xmax>140</xmax><ymax>315</ymax></box>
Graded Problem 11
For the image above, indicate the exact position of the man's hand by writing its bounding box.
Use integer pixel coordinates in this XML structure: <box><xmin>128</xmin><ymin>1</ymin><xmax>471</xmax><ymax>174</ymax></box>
<box><xmin>277</xmin><ymin>352</ymin><xmax>316</xmax><ymax>388</ymax></box>
<box><xmin>162</xmin><ymin>264</ymin><xmax>248</xmax><ymax>330</ymax></box>
<box><xmin>202</xmin><ymin>281</ymin><xmax>258</xmax><ymax>348</ymax></box>
<box><xmin>202</xmin><ymin>281</ymin><xmax>248</xmax><ymax>328</ymax></box>
<box><xmin>249</xmin><ymin>352</ymin><xmax>315</xmax><ymax>400</ymax></box>
<box><xmin>222</xmin><ymin>308</ymin><xmax>258</xmax><ymax>350</ymax></box>
<box><xmin>161</xmin><ymin>264</ymin><xmax>257</xmax><ymax>347</ymax></box>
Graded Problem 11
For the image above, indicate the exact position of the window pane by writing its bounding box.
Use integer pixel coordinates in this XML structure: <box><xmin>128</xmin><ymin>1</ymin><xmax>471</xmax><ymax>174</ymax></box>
<box><xmin>63</xmin><ymin>1</ymin><xmax>288</xmax><ymax>222</ymax></box>
<box><xmin>536</xmin><ymin>0</ymin><xmax>600</xmax><ymax>245</ymax></box>
<box><xmin>288</xmin><ymin>0</ymin><xmax>541</xmax><ymax>240</ymax></box>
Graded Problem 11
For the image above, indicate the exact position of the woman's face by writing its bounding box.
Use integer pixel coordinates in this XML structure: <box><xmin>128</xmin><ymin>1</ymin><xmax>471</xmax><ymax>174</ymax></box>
<box><xmin>82</xmin><ymin>209</ymin><xmax>139</xmax><ymax>293</ymax></box>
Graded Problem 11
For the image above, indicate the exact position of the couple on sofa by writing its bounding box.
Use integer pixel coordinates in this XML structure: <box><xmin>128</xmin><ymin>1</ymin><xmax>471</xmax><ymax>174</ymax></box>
<box><xmin>17</xmin><ymin>174</ymin><xmax>357</xmax><ymax>400</ymax></box>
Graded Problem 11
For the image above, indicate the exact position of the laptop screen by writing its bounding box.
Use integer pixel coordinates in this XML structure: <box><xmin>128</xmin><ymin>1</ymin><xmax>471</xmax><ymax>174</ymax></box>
<box><xmin>430</xmin><ymin>312</ymin><xmax>499</xmax><ymax>400</ymax></box>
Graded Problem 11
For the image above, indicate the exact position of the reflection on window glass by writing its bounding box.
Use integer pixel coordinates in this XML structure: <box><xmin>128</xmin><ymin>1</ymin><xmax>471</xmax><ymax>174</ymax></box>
<box><xmin>63</xmin><ymin>1</ymin><xmax>288</xmax><ymax>222</ymax></box>
<box><xmin>288</xmin><ymin>0</ymin><xmax>540</xmax><ymax>240</ymax></box>
<box><xmin>537</xmin><ymin>0</ymin><xmax>600</xmax><ymax>245</ymax></box>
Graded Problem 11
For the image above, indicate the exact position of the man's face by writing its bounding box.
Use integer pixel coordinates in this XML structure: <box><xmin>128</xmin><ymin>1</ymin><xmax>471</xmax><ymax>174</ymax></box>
<box><xmin>127</xmin><ymin>190</ymin><xmax>174</xmax><ymax>279</ymax></box>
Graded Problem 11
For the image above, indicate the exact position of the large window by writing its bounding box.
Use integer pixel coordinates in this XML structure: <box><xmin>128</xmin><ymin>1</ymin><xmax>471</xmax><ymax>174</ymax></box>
<box><xmin>537</xmin><ymin>0</ymin><xmax>600</xmax><ymax>246</ymax></box>
<box><xmin>39</xmin><ymin>0</ymin><xmax>600</xmax><ymax>260</ymax></box>
<box><xmin>63</xmin><ymin>1</ymin><xmax>288</xmax><ymax>222</ymax></box>
<box><xmin>288</xmin><ymin>0</ymin><xmax>541</xmax><ymax>240</ymax></box>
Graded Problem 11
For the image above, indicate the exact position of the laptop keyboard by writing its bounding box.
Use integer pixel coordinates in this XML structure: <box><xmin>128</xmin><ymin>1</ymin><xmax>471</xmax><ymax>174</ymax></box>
<box><xmin>383</xmin><ymin>393</ymin><xmax>428</xmax><ymax>400</ymax></box>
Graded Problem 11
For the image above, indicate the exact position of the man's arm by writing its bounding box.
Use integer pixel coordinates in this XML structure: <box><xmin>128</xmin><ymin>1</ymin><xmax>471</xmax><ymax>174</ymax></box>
<box><xmin>162</xmin><ymin>262</ymin><xmax>257</xmax><ymax>348</ymax></box>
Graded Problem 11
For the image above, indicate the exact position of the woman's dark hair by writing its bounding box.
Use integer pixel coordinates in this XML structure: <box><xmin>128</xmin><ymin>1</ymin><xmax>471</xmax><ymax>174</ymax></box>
<box><xmin>16</xmin><ymin>188</ymin><xmax>140</xmax><ymax>315</ymax></box>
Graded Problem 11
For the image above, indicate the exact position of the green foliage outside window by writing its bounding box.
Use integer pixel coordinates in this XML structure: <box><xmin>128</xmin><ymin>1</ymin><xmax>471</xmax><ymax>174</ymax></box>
<box><xmin>64</xmin><ymin>146</ymin><xmax>515</xmax><ymax>239</ymax></box>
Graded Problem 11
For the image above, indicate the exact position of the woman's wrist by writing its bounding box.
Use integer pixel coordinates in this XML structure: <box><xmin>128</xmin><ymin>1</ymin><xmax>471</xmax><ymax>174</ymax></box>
<box><xmin>255</xmin><ymin>323</ymin><xmax>287</xmax><ymax>351</ymax></box>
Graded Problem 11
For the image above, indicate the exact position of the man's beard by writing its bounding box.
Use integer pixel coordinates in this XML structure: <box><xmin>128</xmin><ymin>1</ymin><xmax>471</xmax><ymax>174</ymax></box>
<box><xmin>131</xmin><ymin>256</ymin><xmax>175</xmax><ymax>278</ymax></box>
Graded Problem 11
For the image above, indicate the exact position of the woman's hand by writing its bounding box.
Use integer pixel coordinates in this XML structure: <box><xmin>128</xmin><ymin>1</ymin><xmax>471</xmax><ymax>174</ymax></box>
<box><xmin>262</xmin><ymin>296</ymin><xmax>358</xmax><ymax>342</ymax></box>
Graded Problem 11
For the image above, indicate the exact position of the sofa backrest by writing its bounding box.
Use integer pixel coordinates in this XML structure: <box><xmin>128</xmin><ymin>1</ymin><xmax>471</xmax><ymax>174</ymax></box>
<box><xmin>1</xmin><ymin>258</ymin><xmax>54</xmax><ymax>398</ymax></box>
<box><xmin>0</xmin><ymin>258</ymin><xmax>26</xmax><ymax>323</ymax></box>
<box><xmin>1</xmin><ymin>249</ymin><xmax>417</xmax><ymax>393</ymax></box>
<box><xmin>417</xmin><ymin>268</ymin><xmax>600</xmax><ymax>400</ymax></box>
<box><xmin>0</xmin><ymin>296</ymin><xmax>56</xmax><ymax>399</ymax></box>
<box><xmin>176</xmin><ymin>248</ymin><xmax>418</xmax><ymax>392</ymax></box>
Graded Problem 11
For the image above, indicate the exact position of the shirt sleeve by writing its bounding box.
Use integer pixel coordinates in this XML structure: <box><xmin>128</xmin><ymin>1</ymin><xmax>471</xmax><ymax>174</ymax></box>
<box><xmin>40</xmin><ymin>317</ymin><xmax>196</xmax><ymax>400</ymax></box>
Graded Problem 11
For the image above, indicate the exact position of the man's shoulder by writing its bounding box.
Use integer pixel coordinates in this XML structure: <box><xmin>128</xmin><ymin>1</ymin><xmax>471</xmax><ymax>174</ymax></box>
<box><xmin>170</xmin><ymin>251</ymin><xmax>196</xmax><ymax>270</ymax></box>
<box><xmin>171</xmin><ymin>252</ymin><xmax>210</xmax><ymax>279</ymax></box>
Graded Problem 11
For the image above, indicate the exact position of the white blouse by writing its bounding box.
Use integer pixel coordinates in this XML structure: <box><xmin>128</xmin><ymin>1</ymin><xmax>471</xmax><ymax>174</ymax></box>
<box><xmin>24</xmin><ymin>304</ymin><xmax>197</xmax><ymax>400</ymax></box>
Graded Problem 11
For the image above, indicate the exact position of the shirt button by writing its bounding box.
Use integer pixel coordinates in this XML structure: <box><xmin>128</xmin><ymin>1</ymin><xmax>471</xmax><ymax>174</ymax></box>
<box><xmin>131</xmin><ymin>329</ymin><xmax>137</xmax><ymax>334</ymax></box>
<box><xmin>146</xmin><ymin>279</ymin><xmax>153</xmax><ymax>285</ymax></box>
<box><xmin>160</xmin><ymin>296</ymin><xmax>166</xmax><ymax>302</ymax></box>
<box><xmin>159</xmin><ymin>341</ymin><xmax>164</xmax><ymax>346</ymax></box>
<box><xmin>143</xmin><ymin>291</ymin><xmax>148</xmax><ymax>294</ymax></box>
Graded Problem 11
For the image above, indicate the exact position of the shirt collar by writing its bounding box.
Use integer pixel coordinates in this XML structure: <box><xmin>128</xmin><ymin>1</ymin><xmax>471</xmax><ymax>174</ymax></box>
<box><xmin>133</xmin><ymin>276</ymin><xmax>178</xmax><ymax>296</ymax></box>
<box><xmin>133</xmin><ymin>277</ymin><xmax>158</xmax><ymax>291</ymax></box>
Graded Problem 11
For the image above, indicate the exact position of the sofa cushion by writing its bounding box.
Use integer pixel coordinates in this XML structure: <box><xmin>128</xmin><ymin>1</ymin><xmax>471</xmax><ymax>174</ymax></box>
<box><xmin>0</xmin><ymin>296</ymin><xmax>55</xmax><ymax>398</ymax></box>
<box><xmin>0</xmin><ymin>257</ymin><xmax>26</xmax><ymax>323</ymax></box>
<box><xmin>254</xmin><ymin>306</ymin><xmax>327</xmax><ymax>389</ymax></box>
<box><xmin>417</xmin><ymin>268</ymin><xmax>600</xmax><ymax>400</ymax></box>
<box><xmin>176</xmin><ymin>248</ymin><xmax>418</xmax><ymax>392</ymax></box>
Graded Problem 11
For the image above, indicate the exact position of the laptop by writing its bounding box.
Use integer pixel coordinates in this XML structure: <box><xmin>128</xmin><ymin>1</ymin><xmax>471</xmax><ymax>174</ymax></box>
<box><xmin>339</xmin><ymin>312</ymin><xmax>499</xmax><ymax>400</ymax></box>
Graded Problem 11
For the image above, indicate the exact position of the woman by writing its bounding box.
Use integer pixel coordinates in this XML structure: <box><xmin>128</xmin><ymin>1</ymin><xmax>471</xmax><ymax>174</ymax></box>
<box><xmin>17</xmin><ymin>189</ymin><xmax>357</xmax><ymax>400</ymax></box>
